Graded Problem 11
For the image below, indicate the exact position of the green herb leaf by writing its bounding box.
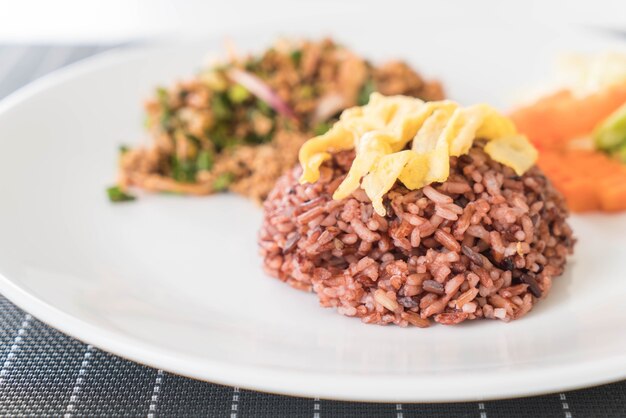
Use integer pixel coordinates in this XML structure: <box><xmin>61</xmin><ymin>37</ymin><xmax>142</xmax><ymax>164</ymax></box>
<box><xmin>357</xmin><ymin>79</ymin><xmax>376</xmax><ymax>106</ymax></box>
<box><xmin>210</xmin><ymin>124</ymin><xmax>239</xmax><ymax>152</ymax></box>
<box><xmin>171</xmin><ymin>156</ymin><xmax>197</xmax><ymax>183</ymax></box>
<box><xmin>213</xmin><ymin>172</ymin><xmax>234</xmax><ymax>191</ymax></box>
<box><xmin>244</xmin><ymin>133</ymin><xmax>271</xmax><ymax>145</ymax></box>
<box><xmin>212</xmin><ymin>93</ymin><xmax>233</xmax><ymax>120</ymax></box>
<box><xmin>156</xmin><ymin>87</ymin><xmax>169</xmax><ymax>103</ymax></box>
<box><xmin>313</xmin><ymin>122</ymin><xmax>332</xmax><ymax>136</ymax></box>
<box><xmin>160</xmin><ymin>111</ymin><xmax>173</xmax><ymax>130</ymax></box>
<box><xmin>107</xmin><ymin>186</ymin><xmax>136</xmax><ymax>202</ymax></box>
<box><xmin>256</xmin><ymin>99</ymin><xmax>273</xmax><ymax>116</ymax></box>
<box><xmin>290</xmin><ymin>49</ymin><xmax>302</xmax><ymax>66</ymax></box>
<box><xmin>156</xmin><ymin>87</ymin><xmax>173</xmax><ymax>130</ymax></box>
<box><xmin>196</xmin><ymin>150</ymin><xmax>214</xmax><ymax>171</ymax></box>
<box><xmin>119</xmin><ymin>145</ymin><xmax>130</xmax><ymax>155</ymax></box>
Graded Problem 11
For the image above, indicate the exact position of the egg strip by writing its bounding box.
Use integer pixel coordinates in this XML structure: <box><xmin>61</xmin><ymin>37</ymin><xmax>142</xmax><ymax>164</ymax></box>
<box><xmin>299</xmin><ymin>93</ymin><xmax>537</xmax><ymax>215</ymax></box>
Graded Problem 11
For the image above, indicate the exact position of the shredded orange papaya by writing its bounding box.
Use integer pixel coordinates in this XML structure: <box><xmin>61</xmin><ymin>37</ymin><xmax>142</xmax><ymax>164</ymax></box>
<box><xmin>511</xmin><ymin>84</ymin><xmax>626</xmax><ymax>213</ymax></box>
<box><xmin>511</xmin><ymin>84</ymin><xmax>626</xmax><ymax>150</ymax></box>
<box><xmin>534</xmin><ymin>149</ymin><xmax>626</xmax><ymax>212</ymax></box>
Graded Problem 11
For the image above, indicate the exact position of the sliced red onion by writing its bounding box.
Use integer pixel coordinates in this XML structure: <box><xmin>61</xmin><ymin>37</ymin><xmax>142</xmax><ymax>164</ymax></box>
<box><xmin>313</xmin><ymin>93</ymin><xmax>346</xmax><ymax>124</ymax></box>
<box><xmin>227</xmin><ymin>68</ymin><xmax>297</xmax><ymax>120</ymax></box>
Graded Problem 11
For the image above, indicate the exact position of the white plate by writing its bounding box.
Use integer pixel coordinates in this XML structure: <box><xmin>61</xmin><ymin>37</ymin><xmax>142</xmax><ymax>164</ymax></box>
<box><xmin>1</xmin><ymin>19</ymin><xmax>626</xmax><ymax>402</ymax></box>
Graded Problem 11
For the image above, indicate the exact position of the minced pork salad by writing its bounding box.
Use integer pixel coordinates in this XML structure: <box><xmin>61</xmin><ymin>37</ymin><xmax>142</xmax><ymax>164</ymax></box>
<box><xmin>107</xmin><ymin>39</ymin><xmax>444</xmax><ymax>202</ymax></box>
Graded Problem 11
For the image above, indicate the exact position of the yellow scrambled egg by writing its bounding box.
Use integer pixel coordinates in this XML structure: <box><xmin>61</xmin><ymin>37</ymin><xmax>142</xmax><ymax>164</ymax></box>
<box><xmin>299</xmin><ymin>93</ymin><xmax>537</xmax><ymax>215</ymax></box>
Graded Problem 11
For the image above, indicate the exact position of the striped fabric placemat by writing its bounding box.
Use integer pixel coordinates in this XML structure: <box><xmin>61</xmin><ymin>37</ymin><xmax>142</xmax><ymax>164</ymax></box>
<box><xmin>0</xmin><ymin>44</ymin><xmax>624</xmax><ymax>417</ymax></box>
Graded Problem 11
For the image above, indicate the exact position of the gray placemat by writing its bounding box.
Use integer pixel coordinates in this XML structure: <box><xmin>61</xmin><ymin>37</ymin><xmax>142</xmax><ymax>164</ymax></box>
<box><xmin>0</xmin><ymin>44</ymin><xmax>624</xmax><ymax>417</ymax></box>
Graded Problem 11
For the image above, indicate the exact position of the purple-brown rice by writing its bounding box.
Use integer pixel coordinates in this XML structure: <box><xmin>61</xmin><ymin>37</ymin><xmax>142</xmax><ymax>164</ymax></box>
<box><xmin>259</xmin><ymin>143</ymin><xmax>575</xmax><ymax>327</ymax></box>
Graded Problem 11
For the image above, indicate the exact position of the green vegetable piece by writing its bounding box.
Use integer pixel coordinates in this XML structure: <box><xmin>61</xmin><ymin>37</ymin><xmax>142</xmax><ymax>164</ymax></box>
<box><xmin>290</xmin><ymin>49</ymin><xmax>302</xmax><ymax>66</ymax></box>
<box><xmin>196</xmin><ymin>150</ymin><xmax>214</xmax><ymax>171</ymax></box>
<box><xmin>107</xmin><ymin>186</ymin><xmax>136</xmax><ymax>203</ymax></box>
<box><xmin>228</xmin><ymin>84</ymin><xmax>250</xmax><ymax>103</ymax></box>
<box><xmin>160</xmin><ymin>110</ymin><xmax>172</xmax><ymax>129</ymax></box>
<box><xmin>357</xmin><ymin>79</ymin><xmax>376</xmax><ymax>106</ymax></box>
<box><xmin>171</xmin><ymin>156</ymin><xmax>197</xmax><ymax>183</ymax></box>
<box><xmin>156</xmin><ymin>87</ymin><xmax>169</xmax><ymax>103</ymax></box>
<box><xmin>594</xmin><ymin>102</ymin><xmax>626</xmax><ymax>152</ymax></box>
<box><xmin>245</xmin><ymin>133</ymin><xmax>271</xmax><ymax>145</ymax></box>
<box><xmin>212</xmin><ymin>93</ymin><xmax>232</xmax><ymax>120</ymax></box>
<box><xmin>209</xmin><ymin>123</ymin><xmax>239</xmax><ymax>152</ymax></box>
<box><xmin>256</xmin><ymin>99</ymin><xmax>273</xmax><ymax>116</ymax></box>
<box><xmin>313</xmin><ymin>122</ymin><xmax>332</xmax><ymax>136</ymax></box>
<box><xmin>119</xmin><ymin>145</ymin><xmax>130</xmax><ymax>155</ymax></box>
<box><xmin>213</xmin><ymin>172</ymin><xmax>234</xmax><ymax>191</ymax></box>
<box><xmin>156</xmin><ymin>87</ymin><xmax>173</xmax><ymax>129</ymax></box>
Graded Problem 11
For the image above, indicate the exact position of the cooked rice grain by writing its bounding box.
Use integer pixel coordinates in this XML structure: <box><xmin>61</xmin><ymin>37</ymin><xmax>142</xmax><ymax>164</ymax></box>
<box><xmin>259</xmin><ymin>143</ymin><xmax>575</xmax><ymax>327</ymax></box>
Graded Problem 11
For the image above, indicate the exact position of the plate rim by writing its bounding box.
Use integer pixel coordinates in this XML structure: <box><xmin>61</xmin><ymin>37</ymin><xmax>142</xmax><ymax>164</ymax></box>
<box><xmin>2</xmin><ymin>269</ymin><xmax>626</xmax><ymax>402</ymax></box>
<box><xmin>1</xmin><ymin>41</ymin><xmax>626</xmax><ymax>402</ymax></box>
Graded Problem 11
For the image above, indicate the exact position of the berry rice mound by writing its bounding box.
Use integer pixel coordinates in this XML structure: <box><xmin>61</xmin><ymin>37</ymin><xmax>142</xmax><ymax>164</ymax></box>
<box><xmin>259</xmin><ymin>144</ymin><xmax>574</xmax><ymax>327</ymax></box>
